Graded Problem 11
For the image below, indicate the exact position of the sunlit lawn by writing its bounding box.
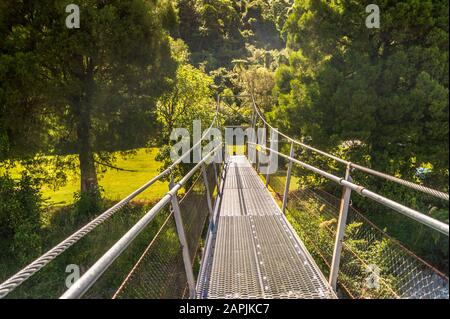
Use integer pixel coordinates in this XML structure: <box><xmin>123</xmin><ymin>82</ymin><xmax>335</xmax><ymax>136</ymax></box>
<box><xmin>41</xmin><ymin>148</ymin><xmax>167</xmax><ymax>206</ymax></box>
<box><xmin>7</xmin><ymin>145</ymin><xmax>299</xmax><ymax>207</ymax></box>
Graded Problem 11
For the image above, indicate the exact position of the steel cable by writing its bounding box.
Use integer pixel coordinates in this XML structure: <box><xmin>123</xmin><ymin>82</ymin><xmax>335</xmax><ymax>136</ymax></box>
<box><xmin>0</xmin><ymin>105</ymin><xmax>221</xmax><ymax>298</ymax></box>
<box><xmin>249</xmin><ymin>93</ymin><xmax>449</xmax><ymax>201</ymax></box>
<box><xmin>267</xmin><ymin>166</ymin><xmax>448</xmax><ymax>298</ymax></box>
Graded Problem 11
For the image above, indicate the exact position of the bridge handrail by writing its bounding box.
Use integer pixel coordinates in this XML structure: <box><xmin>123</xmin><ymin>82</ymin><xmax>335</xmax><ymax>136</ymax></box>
<box><xmin>249</xmin><ymin>142</ymin><xmax>449</xmax><ymax>236</ymax></box>
<box><xmin>0</xmin><ymin>104</ymin><xmax>221</xmax><ymax>299</ymax></box>
<box><xmin>249</xmin><ymin>95</ymin><xmax>449</xmax><ymax>201</ymax></box>
<box><xmin>60</xmin><ymin>144</ymin><xmax>222</xmax><ymax>299</ymax></box>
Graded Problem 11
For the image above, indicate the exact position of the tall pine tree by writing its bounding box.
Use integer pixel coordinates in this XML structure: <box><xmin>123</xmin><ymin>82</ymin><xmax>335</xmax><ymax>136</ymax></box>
<box><xmin>273</xmin><ymin>0</ymin><xmax>449</xmax><ymax>189</ymax></box>
<box><xmin>0</xmin><ymin>0</ymin><xmax>177</xmax><ymax>192</ymax></box>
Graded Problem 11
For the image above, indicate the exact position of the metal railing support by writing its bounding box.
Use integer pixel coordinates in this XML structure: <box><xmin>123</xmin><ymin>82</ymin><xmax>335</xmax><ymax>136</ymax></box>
<box><xmin>257</xmin><ymin>124</ymin><xmax>266</xmax><ymax>173</ymax></box>
<box><xmin>264</xmin><ymin>125</ymin><xmax>269</xmax><ymax>182</ymax></box>
<box><xmin>212</xmin><ymin>162</ymin><xmax>219</xmax><ymax>190</ymax></box>
<box><xmin>169</xmin><ymin>180</ymin><xmax>196</xmax><ymax>299</ymax></box>
<box><xmin>58</xmin><ymin>145</ymin><xmax>221</xmax><ymax>299</ymax></box>
<box><xmin>60</xmin><ymin>195</ymin><xmax>172</xmax><ymax>299</ymax></box>
<box><xmin>256</xmin><ymin>142</ymin><xmax>261</xmax><ymax>173</ymax></box>
<box><xmin>265</xmin><ymin>128</ymin><xmax>275</xmax><ymax>187</ymax></box>
<box><xmin>282</xmin><ymin>142</ymin><xmax>295</xmax><ymax>214</ymax></box>
<box><xmin>250</xmin><ymin>113</ymin><xmax>257</xmax><ymax>170</ymax></box>
<box><xmin>329</xmin><ymin>163</ymin><xmax>353</xmax><ymax>291</ymax></box>
<box><xmin>201</xmin><ymin>164</ymin><xmax>214</xmax><ymax>219</ymax></box>
<box><xmin>265</xmin><ymin>148</ymin><xmax>270</xmax><ymax>187</ymax></box>
<box><xmin>250</xmin><ymin>142</ymin><xmax>449</xmax><ymax>235</ymax></box>
<box><xmin>0</xmin><ymin>118</ymin><xmax>224</xmax><ymax>299</ymax></box>
<box><xmin>250</xmin><ymin>99</ymin><xmax>449</xmax><ymax>201</ymax></box>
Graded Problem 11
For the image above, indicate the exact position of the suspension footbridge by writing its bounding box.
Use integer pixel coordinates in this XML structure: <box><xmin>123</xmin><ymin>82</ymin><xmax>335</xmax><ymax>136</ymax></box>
<box><xmin>0</xmin><ymin>96</ymin><xmax>448</xmax><ymax>299</ymax></box>
<box><xmin>197</xmin><ymin>155</ymin><xmax>336</xmax><ymax>299</ymax></box>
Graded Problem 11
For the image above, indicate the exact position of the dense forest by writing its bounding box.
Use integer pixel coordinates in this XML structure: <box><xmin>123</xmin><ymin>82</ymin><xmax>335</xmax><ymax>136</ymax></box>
<box><xmin>0</xmin><ymin>0</ymin><xmax>448</xmax><ymax>298</ymax></box>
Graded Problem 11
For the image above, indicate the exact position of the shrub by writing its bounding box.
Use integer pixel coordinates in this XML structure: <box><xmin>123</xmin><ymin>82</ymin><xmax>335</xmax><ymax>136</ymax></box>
<box><xmin>73</xmin><ymin>186</ymin><xmax>105</xmax><ymax>222</ymax></box>
<box><xmin>0</xmin><ymin>174</ymin><xmax>42</xmax><ymax>264</ymax></box>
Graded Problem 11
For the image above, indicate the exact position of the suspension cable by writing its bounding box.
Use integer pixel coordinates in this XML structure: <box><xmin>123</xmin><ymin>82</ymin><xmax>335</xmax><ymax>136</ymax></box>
<box><xmin>249</xmin><ymin>94</ymin><xmax>449</xmax><ymax>201</ymax></box>
<box><xmin>60</xmin><ymin>144</ymin><xmax>222</xmax><ymax>299</ymax></box>
<box><xmin>250</xmin><ymin>142</ymin><xmax>449</xmax><ymax>236</ymax></box>
<box><xmin>0</xmin><ymin>104</ymin><xmax>221</xmax><ymax>299</ymax></box>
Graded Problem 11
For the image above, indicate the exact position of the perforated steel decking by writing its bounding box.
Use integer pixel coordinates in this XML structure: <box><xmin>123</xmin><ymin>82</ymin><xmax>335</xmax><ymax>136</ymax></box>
<box><xmin>197</xmin><ymin>156</ymin><xmax>336</xmax><ymax>299</ymax></box>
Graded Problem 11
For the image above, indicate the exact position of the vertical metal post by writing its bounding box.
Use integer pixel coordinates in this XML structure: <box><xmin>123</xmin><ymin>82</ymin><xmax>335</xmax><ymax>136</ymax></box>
<box><xmin>251</xmin><ymin>103</ymin><xmax>255</xmax><ymax>128</ymax></box>
<box><xmin>201</xmin><ymin>164</ymin><xmax>214</xmax><ymax>219</ymax></box>
<box><xmin>256</xmin><ymin>143</ymin><xmax>260</xmax><ymax>173</ymax></box>
<box><xmin>265</xmin><ymin>128</ymin><xmax>275</xmax><ymax>187</ymax></box>
<box><xmin>250</xmin><ymin>112</ymin><xmax>257</xmax><ymax>167</ymax></box>
<box><xmin>256</xmin><ymin>124</ymin><xmax>264</xmax><ymax>173</ymax></box>
<box><xmin>212</xmin><ymin>162</ymin><xmax>219</xmax><ymax>191</ymax></box>
<box><xmin>329</xmin><ymin>163</ymin><xmax>353</xmax><ymax>292</ymax></box>
<box><xmin>216</xmin><ymin>94</ymin><xmax>220</xmax><ymax>112</ymax></box>
<box><xmin>282</xmin><ymin>142</ymin><xmax>295</xmax><ymax>214</ymax></box>
<box><xmin>169</xmin><ymin>180</ymin><xmax>196</xmax><ymax>299</ymax></box>
<box><xmin>223</xmin><ymin>140</ymin><xmax>228</xmax><ymax>163</ymax></box>
<box><xmin>257</xmin><ymin>126</ymin><xmax>265</xmax><ymax>173</ymax></box>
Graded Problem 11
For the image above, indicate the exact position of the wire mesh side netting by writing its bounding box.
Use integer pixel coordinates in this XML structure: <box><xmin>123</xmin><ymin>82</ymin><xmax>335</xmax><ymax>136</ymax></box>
<box><xmin>206</xmin><ymin>161</ymin><xmax>219</xmax><ymax>206</ymax></box>
<box><xmin>253</xmin><ymin>138</ymin><xmax>449</xmax><ymax>298</ymax></box>
<box><xmin>108</xmin><ymin>210</ymin><xmax>188</xmax><ymax>299</ymax></box>
<box><xmin>349</xmin><ymin>167</ymin><xmax>449</xmax><ymax>271</ymax></box>
<box><xmin>247</xmin><ymin>113</ymin><xmax>449</xmax><ymax>299</ymax></box>
<box><xmin>2</xmin><ymin>194</ymin><xmax>169</xmax><ymax>299</ymax></box>
<box><xmin>180</xmin><ymin>164</ymin><xmax>214</xmax><ymax>271</ymax></box>
<box><xmin>110</xmin><ymin>163</ymin><xmax>217</xmax><ymax>299</ymax></box>
<box><xmin>265</xmin><ymin>156</ymin><xmax>449</xmax><ymax>299</ymax></box>
<box><xmin>263</xmin><ymin>139</ymin><xmax>340</xmax><ymax>197</ymax></box>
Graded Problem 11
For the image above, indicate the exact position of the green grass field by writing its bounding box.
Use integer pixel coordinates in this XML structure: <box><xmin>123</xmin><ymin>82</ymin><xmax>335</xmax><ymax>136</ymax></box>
<box><xmin>7</xmin><ymin>146</ymin><xmax>299</xmax><ymax>207</ymax></box>
<box><xmin>42</xmin><ymin>148</ymin><xmax>167</xmax><ymax>206</ymax></box>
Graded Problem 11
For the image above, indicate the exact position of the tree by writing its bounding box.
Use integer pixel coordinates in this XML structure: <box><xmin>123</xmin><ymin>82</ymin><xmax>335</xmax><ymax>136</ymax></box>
<box><xmin>0</xmin><ymin>0</ymin><xmax>177</xmax><ymax>193</ymax></box>
<box><xmin>0</xmin><ymin>174</ymin><xmax>42</xmax><ymax>264</ymax></box>
<box><xmin>231</xmin><ymin>61</ymin><xmax>275</xmax><ymax>112</ymax></box>
<box><xmin>175</xmin><ymin>0</ymin><xmax>293</xmax><ymax>71</ymax></box>
<box><xmin>0</xmin><ymin>1</ymin><xmax>51</xmax><ymax>162</ymax></box>
<box><xmin>156</xmin><ymin>38</ymin><xmax>215</xmax><ymax>141</ymax></box>
<box><xmin>273</xmin><ymin>0</ymin><xmax>449</xmax><ymax>190</ymax></box>
<box><xmin>240</xmin><ymin>0</ymin><xmax>291</xmax><ymax>50</ymax></box>
<box><xmin>155</xmin><ymin>38</ymin><xmax>216</xmax><ymax>178</ymax></box>
<box><xmin>175</xmin><ymin>0</ymin><xmax>244</xmax><ymax>70</ymax></box>
<box><xmin>272</xmin><ymin>0</ymin><xmax>449</xmax><ymax>270</ymax></box>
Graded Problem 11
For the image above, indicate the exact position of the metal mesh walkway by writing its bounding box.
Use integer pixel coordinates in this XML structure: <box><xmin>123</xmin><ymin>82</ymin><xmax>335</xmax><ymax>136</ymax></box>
<box><xmin>197</xmin><ymin>156</ymin><xmax>336</xmax><ymax>299</ymax></box>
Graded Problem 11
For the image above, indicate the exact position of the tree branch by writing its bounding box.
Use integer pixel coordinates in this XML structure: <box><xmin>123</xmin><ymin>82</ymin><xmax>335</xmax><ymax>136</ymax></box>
<box><xmin>94</xmin><ymin>159</ymin><xmax>137</xmax><ymax>172</ymax></box>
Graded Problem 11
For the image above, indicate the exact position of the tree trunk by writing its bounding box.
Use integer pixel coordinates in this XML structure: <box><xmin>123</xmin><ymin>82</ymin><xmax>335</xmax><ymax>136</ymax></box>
<box><xmin>79</xmin><ymin>144</ymin><xmax>98</xmax><ymax>193</ymax></box>
<box><xmin>77</xmin><ymin>111</ymin><xmax>98</xmax><ymax>193</ymax></box>
<box><xmin>77</xmin><ymin>57</ymin><xmax>98</xmax><ymax>193</ymax></box>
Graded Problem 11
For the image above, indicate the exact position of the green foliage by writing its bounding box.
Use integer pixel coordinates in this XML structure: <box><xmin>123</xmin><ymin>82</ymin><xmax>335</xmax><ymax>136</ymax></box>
<box><xmin>285</xmin><ymin>190</ymin><xmax>446</xmax><ymax>298</ymax></box>
<box><xmin>0</xmin><ymin>173</ymin><xmax>42</xmax><ymax>264</ymax></box>
<box><xmin>156</xmin><ymin>39</ymin><xmax>215</xmax><ymax>140</ymax></box>
<box><xmin>241</xmin><ymin>0</ymin><xmax>286</xmax><ymax>49</ymax></box>
<box><xmin>175</xmin><ymin>0</ymin><xmax>243</xmax><ymax>70</ymax></box>
<box><xmin>73</xmin><ymin>186</ymin><xmax>104</xmax><ymax>221</ymax></box>
<box><xmin>175</xmin><ymin>0</ymin><xmax>293</xmax><ymax>70</ymax></box>
<box><xmin>274</xmin><ymin>64</ymin><xmax>292</xmax><ymax>94</ymax></box>
<box><xmin>2</xmin><ymin>202</ymin><xmax>168</xmax><ymax>298</ymax></box>
<box><xmin>274</xmin><ymin>0</ymin><xmax>449</xmax><ymax>186</ymax></box>
<box><xmin>154</xmin><ymin>38</ymin><xmax>216</xmax><ymax>180</ymax></box>
<box><xmin>0</xmin><ymin>0</ymin><xmax>448</xmax><ymax>297</ymax></box>
<box><xmin>272</xmin><ymin>0</ymin><xmax>449</xmax><ymax>270</ymax></box>
<box><xmin>0</xmin><ymin>0</ymin><xmax>178</xmax><ymax>193</ymax></box>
